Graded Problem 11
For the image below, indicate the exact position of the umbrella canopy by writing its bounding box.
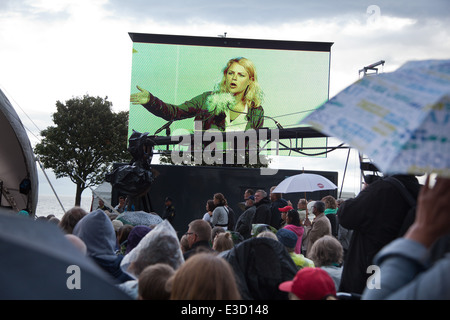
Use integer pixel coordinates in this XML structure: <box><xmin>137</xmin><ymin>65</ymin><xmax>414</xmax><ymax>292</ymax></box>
<box><xmin>116</xmin><ymin>210</ymin><xmax>163</xmax><ymax>226</ymax></box>
<box><xmin>272</xmin><ymin>173</ymin><xmax>337</xmax><ymax>194</ymax></box>
<box><xmin>0</xmin><ymin>209</ymin><xmax>131</xmax><ymax>299</ymax></box>
<box><xmin>301</xmin><ymin>59</ymin><xmax>450</xmax><ymax>177</ymax></box>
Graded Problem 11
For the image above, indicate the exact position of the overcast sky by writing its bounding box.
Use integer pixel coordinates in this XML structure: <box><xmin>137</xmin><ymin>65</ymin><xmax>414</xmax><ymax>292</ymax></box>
<box><xmin>1</xmin><ymin>0</ymin><xmax>449</xmax><ymax>198</ymax></box>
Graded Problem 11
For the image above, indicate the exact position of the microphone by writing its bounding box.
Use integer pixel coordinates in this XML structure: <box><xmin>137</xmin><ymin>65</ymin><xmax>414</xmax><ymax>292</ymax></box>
<box><xmin>154</xmin><ymin>120</ymin><xmax>173</xmax><ymax>135</ymax></box>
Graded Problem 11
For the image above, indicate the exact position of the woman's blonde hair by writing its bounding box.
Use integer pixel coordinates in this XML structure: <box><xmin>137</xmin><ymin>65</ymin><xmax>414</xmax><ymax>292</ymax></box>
<box><xmin>216</xmin><ymin>57</ymin><xmax>263</xmax><ymax>108</ymax></box>
<box><xmin>170</xmin><ymin>253</ymin><xmax>241</xmax><ymax>300</ymax></box>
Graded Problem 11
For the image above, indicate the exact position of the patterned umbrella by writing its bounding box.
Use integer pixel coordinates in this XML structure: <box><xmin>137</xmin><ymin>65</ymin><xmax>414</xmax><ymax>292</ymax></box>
<box><xmin>116</xmin><ymin>211</ymin><xmax>163</xmax><ymax>226</ymax></box>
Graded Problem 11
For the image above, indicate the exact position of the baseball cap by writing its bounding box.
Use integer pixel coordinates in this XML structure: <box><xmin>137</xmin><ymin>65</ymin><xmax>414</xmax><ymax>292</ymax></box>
<box><xmin>278</xmin><ymin>205</ymin><xmax>293</xmax><ymax>212</ymax></box>
<box><xmin>278</xmin><ymin>267</ymin><xmax>336</xmax><ymax>300</ymax></box>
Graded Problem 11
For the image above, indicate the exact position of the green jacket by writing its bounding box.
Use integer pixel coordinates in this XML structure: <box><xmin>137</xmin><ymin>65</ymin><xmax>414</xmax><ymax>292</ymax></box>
<box><xmin>143</xmin><ymin>91</ymin><xmax>264</xmax><ymax>131</ymax></box>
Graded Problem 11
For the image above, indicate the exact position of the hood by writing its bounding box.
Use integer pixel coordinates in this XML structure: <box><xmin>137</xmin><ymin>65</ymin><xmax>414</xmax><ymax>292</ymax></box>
<box><xmin>73</xmin><ymin>209</ymin><xmax>116</xmax><ymax>261</ymax></box>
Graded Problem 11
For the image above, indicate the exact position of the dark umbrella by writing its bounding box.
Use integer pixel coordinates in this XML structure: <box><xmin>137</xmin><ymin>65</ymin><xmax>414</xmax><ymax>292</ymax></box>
<box><xmin>0</xmin><ymin>210</ymin><xmax>131</xmax><ymax>299</ymax></box>
<box><xmin>116</xmin><ymin>211</ymin><xmax>163</xmax><ymax>226</ymax></box>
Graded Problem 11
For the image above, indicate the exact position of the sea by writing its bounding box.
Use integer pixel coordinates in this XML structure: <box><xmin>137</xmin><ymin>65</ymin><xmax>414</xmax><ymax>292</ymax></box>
<box><xmin>35</xmin><ymin>194</ymin><xmax>93</xmax><ymax>220</ymax></box>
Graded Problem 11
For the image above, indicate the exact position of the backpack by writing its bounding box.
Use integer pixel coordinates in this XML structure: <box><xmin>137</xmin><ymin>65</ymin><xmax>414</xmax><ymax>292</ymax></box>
<box><xmin>224</xmin><ymin>206</ymin><xmax>236</xmax><ymax>230</ymax></box>
<box><xmin>384</xmin><ymin>177</ymin><xmax>417</xmax><ymax>237</ymax></box>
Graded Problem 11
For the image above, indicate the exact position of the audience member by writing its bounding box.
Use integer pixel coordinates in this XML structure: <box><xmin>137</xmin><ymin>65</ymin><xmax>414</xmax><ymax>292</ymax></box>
<box><xmin>138</xmin><ymin>263</ymin><xmax>175</xmax><ymax>300</ymax></box>
<box><xmin>269</xmin><ymin>186</ymin><xmax>288</xmax><ymax>229</ymax></box>
<box><xmin>211</xmin><ymin>193</ymin><xmax>229</xmax><ymax>230</ymax></box>
<box><xmin>183</xmin><ymin>219</ymin><xmax>214</xmax><ymax>260</ymax></box>
<box><xmin>179</xmin><ymin>234</ymin><xmax>190</xmax><ymax>254</ymax></box>
<box><xmin>307</xmin><ymin>235</ymin><xmax>343</xmax><ymax>289</ymax></box>
<box><xmin>338</xmin><ymin>174</ymin><xmax>421</xmax><ymax>294</ymax></box>
<box><xmin>119</xmin><ymin>220</ymin><xmax>184</xmax><ymax>299</ymax></box>
<box><xmin>213</xmin><ymin>232</ymin><xmax>234</xmax><ymax>253</ymax></box>
<box><xmin>162</xmin><ymin>197</ymin><xmax>176</xmax><ymax>224</ymax></box>
<box><xmin>211</xmin><ymin>226</ymin><xmax>225</xmax><ymax>247</ymax></box>
<box><xmin>256</xmin><ymin>230</ymin><xmax>278</xmax><ymax>240</ymax></box>
<box><xmin>277</xmin><ymin>228</ymin><xmax>314</xmax><ymax>270</ymax></box>
<box><xmin>114</xmin><ymin>196</ymin><xmax>126</xmax><ymax>213</ymax></box>
<box><xmin>322</xmin><ymin>195</ymin><xmax>338</xmax><ymax>237</ymax></box>
<box><xmin>59</xmin><ymin>206</ymin><xmax>87</xmax><ymax>234</ymax></box>
<box><xmin>65</xmin><ymin>234</ymin><xmax>87</xmax><ymax>255</ymax></box>
<box><xmin>125</xmin><ymin>225</ymin><xmax>152</xmax><ymax>255</ymax></box>
<box><xmin>234</xmin><ymin>195</ymin><xmax>256</xmax><ymax>239</ymax></box>
<box><xmin>279</xmin><ymin>267</ymin><xmax>337</xmax><ymax>300</ymax></box>
<box><xmin>72</xmin><ymin>209</ymin><xmax>133</xmax><ymax>284</ymax></box>
<box><xmin>116</xmin><ymin>224</ymin><xmax>133</xmax><ymax>255</ymax></box>
<box><xmin>252</xmin><ymin>189</ymin><xmax>272</xmax><ymax>225</ymax></box>
<box><xmin>202</xmin><ymin>199</ymin><xmax>215</xmax><ymax>225</ymax></box>
<box><xmin>283</xmin><ymin>209</ymin><xmax>304</xmax><ymax>254</ymax></box>
<box><xmin>362</xmin><ymin>175</ymin><xmax>450</xmax><ymax>300</ymax></box>
<box><xmin>278</xmin><ymin>205</ymin><xmax>292</xmax><ymax>229</ymax></box>
<box><xmin>303</xmin><ymin>201</ymin><xmax>331</xmax><ymax>255</ymax></box>
<box><xmin>169</xmin><ymin>252</ymin><xmax>241</xmax><ymax>300</ymax></box>
<box><xmin>97</xmin><ymin>199</ymin><xmax>112</xmax><ymax>213</ymax></box>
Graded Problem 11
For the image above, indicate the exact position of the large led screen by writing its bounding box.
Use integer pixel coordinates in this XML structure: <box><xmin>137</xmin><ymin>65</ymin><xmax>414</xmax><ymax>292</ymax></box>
<box><xmin>128</xmin><ymin>33</ymin><xmax>332</xmax><ymax>154</ymax></box>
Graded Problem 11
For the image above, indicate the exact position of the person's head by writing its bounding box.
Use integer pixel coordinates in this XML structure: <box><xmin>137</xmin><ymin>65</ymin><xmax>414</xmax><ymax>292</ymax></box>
<box><xmin>206</xmin><ymin>199</ymin><xmax>216</xmax><ymax>212</ymax></box>
<box><xmin>307</xmin><ymin>235</ymin><xmax>343</xmax><ymax>268</ymax></box>
<box><xmin>286</xmin><ymin>209</ymin><xmax>301</xmax><ymax>226</ymax></box>
<box><xmin>219</xmin><ymin>57</ymin><xmax>262</xmax><ymax>108</ymax></box>
<box><xmin>179</xmin><ymin>234</ymin><xmax>190</xmax><ymax>253</ymax></box>
<box><xmin>297</xmin><ymin>198</ymin><xmax>307</xmax><ymax>210</ymax></box>
<box><xmin>65</xmin><ymin>234</ymin><xmax>87</xmax><ymax>255</ymax></box>
<box><xmin>244</xmin><ymin>189</ymin><xmax>254</xmax><ymax>200</ymax></box>
<box><xmin>169</xmin><ymin>253</ymin><xmax>241</xmax><ymax>300</ymax></box>
<box><xmin>336</xmin><ymin>198</ymin><xmax>344</xmax><ymax>208</ymax></box>
<box><xmin>165</xmin><ymin>197</ymin><xmax>173</xmax><ymax>206</ymax></box>
<box><xmin>213</xmin><ymin>232</ymin><xmax>234</xmax><ymax>252</ymax></box>
<box><xmin>321</xmin><ymin>195</ymin><xmax>337</xmax><ymax>210</ymax></box>
<box><xmin>213</xmin><ymin>193</ymin><xmax>227</xmax><ymax>206</ymax></box>
<box><xmin>211</xmin><ymin>226</ymin><xmax>225</xmax><ymax>244</ymax></box>
<box><xmin>98</xmin><ymin>199</ymin><xmax>105</xmax><ymax>207</ymax></box>
<box><xmin>126</xmin><ymin>225</ymin><xmax>152</xmax><ymax>255</ymax></box>
<box><xmin>138</xmin><ymin>263</ymin><xmax>175</xmax><ymax>300</ymax></box>
<box><xmin>118</xmin><ymin>196</ymin><xmax>125</xmax><ymax>204</ymax></box>
<box><xmin>312</xmin><ymin>201</ymin><xmax>325</xmax><ymax>215</ymax></box>
<box><xmin>59</xmin><ymin>206</ymin><xmax>88</xmax><ymax>234</ymax></box>
<box><xmin>276</xmin><ymin>228</ymin><xmax>298</xmax><ymax>252</ymax></box>
<box><xmin>186</xmin><ymin>219</ymin><xmax>212</xmax><ymax>248</ymax></box>
<box><xmin>254</xmin><ymin>189</ymin><xmax>267</xmax><ymax>203</ymax></box>
<box><xmin>256</xmin><ymin>230</ymin><xmax>278</xmax><ymax>240</ymax></box>
<box><xmin>279</xmin><ymin>267</ymin><xmax>337</xmax><ymax>300</ymax></box>
<box><xmin>117</xmin><ymin>224</ymin><xmax>134</xmax><ymax>245</ymax></box>
<box><xmin>278</xmin><ymin>205</ymin><xmax>293</xmax><ymax>223</ymax></box>
<box><xmin>245</xmin><ymin>195</ymin><xmax>255</xmax><ymax>207</ymax></box>
<box><xmin>269</xmin><ymin>186</ymin><xmax>283</xmax><ymax>202</ymax></box>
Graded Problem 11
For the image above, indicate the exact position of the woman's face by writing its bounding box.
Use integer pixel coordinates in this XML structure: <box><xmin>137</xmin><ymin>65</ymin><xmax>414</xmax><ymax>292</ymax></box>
<box><xmin>225</xmin><ymin>62</ymin><xmax>252</xmax><ymax>95</ymax></box>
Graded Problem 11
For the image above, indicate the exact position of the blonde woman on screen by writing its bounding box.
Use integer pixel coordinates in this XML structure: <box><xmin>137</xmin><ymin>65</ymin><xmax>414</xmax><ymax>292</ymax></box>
<box><xmin>130</xmin><ymin>57</ymin><xmax>264</xmax><ymax>132</ymax></box>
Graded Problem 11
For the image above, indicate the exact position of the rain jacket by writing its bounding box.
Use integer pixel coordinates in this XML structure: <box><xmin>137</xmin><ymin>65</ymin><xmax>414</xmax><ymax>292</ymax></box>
<box><xmin>73</xmin><ymin>209</ymin><xmax>133</xmax><ymax>284</ymax></box>
<box><xmin>223</xmin><ymin>237</ymin><xmax>297</xmax><ymax>300</ymax></box>
<box><xmin>283</xmin><ymin>224</ymin><xmax>304</xmax><ymax>254</ymax></box>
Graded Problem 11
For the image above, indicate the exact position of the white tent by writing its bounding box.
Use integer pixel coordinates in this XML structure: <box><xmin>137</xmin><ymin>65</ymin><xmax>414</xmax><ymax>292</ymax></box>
<box><xmin>90</xmin><ymin>181</ymin><xmax>112</xmax><ymax>211</ymax></box>
<box><xmin>0</xmin><ymin>89</ymin><xmax>38</xmax><ymax>215</ymax></box>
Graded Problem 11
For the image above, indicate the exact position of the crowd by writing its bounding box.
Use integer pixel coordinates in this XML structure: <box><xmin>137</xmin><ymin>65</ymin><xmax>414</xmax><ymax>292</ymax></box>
<box><xmin>9</xmin><ymin>173</ymin><xmax>450</xmax><ymax>300</ymax></box>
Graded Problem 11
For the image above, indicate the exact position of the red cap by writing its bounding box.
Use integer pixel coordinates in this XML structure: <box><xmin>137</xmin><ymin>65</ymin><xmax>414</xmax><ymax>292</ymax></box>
<box><xmin>278</xmin><ymin>267</ymin><xmax>336</xmax><ymax>300</ymax></box>
<box><xmin>278</xmin><ymin>205</ymin><xmax>293</xmax><ymax>212</ymax></box>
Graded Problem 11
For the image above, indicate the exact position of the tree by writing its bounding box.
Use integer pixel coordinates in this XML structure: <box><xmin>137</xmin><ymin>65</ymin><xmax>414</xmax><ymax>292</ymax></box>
<box><xmin>34</xmin><ymin>95</ymin><xmax>131</xmax><ymax>206</ymax></box>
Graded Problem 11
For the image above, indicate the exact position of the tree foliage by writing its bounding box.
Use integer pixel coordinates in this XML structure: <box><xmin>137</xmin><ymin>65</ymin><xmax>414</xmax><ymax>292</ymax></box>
<box><xmin>34</xmin><ymin>95</ymin><xmax>131</xmax><ymax>206</ymax></box>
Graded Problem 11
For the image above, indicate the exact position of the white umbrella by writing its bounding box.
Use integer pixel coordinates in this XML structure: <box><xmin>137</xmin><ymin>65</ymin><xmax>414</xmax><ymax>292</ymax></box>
<box><xmin>272</xmin><ymin>173</ymin><xmax>337</xmax><ymax>194</ymax></box>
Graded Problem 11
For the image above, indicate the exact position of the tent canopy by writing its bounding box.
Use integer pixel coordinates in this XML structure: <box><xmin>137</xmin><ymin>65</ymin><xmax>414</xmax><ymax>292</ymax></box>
<box><xmin>0</xmin><ymin>89</ymin><xmax>38</xmax><ymax>215</ymax></box>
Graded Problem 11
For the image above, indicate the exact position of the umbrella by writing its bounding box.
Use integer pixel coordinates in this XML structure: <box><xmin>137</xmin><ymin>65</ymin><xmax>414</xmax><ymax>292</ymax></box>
<box><xmin>272</xmin><ymin>173</ymin><xmax>337</xmax><ymax>194</ymax></box>
<box><xmin>301</xmin><ymin>59</ymin><xmax>450</xmax><ymax>177</ymax></box>
<box><xmin>116</xmin><ymin>210</ymin><xmax>163</xmax><ymax>226</ymax></box>
<box><xmin>0</xmin><ymin>209</ymin><xmax>131</xmax><ymax>299</ymax></box>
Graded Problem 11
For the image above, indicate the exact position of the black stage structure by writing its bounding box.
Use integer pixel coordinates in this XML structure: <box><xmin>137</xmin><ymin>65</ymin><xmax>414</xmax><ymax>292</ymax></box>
<box><xmin>110</xmin><ymin>127</ymin><xmax>348</xmax><ymax>236</ymax></box>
